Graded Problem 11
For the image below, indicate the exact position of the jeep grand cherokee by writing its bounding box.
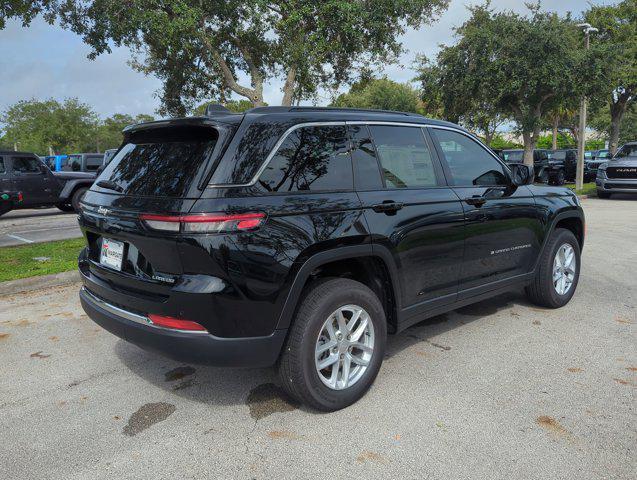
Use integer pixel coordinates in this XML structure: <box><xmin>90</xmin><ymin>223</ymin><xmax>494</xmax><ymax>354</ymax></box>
<box><xmin>78</xmin><ymin>106</ymin><xmax>585</xmax><ymax>411</ymax></box>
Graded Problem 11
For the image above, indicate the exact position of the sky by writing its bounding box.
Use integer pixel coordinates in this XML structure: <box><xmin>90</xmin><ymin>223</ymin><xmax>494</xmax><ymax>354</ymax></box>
<box><xmin>0</xmin><ymin>0</ymin><xmax>616</xmax><ymax>120</ymax></box>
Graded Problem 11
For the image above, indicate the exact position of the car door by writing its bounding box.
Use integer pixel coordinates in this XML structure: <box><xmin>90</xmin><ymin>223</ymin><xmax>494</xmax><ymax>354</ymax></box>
<box><xmin>351</xmin><ymin>123</ymin><xmax>465</xmax><ymax>318</ymax></box>
<box><xmin>429</xmin><ymin>127</ymin><xmax>543</xmax><ymax>298</ymax></box>
<box><xmin>0</xmin><ymin>155</ymin><xmax>14</xmax><ymax>193</ymax></box>
<box><xmin>10</xmin><ymin>155</ymin><xmax>52</xmax><ymax>205</ymax></box>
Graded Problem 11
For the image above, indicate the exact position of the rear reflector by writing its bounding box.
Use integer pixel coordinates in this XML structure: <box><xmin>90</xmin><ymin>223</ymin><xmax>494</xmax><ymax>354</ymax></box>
<box><xmin>148</xmin><ymin>314</ymin><xmax>207</xmax><ymax>332</ymax></box>
<box><xmin>140</xmin><ymin>212</ymin><xmax>265</xmax><ymax>233</ymax></box>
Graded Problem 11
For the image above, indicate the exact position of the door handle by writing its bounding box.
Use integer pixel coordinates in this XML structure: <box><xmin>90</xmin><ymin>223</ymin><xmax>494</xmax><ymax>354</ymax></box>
<box><xmin>464</xmin><ymin>196</ymin><xmax>487</xmax><ymax>207</ymax></box>
<box><xmin>371</xmin><ymin>201</ymin><xmax>404</xmax><ymax>214</ymax></box>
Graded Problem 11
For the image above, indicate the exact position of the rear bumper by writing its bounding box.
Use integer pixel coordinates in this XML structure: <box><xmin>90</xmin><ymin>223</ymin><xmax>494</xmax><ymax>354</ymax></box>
<box><xmin>79</xmin><ymin>286</ymin><xmax>287</xmax><ymax>367</ymax></box>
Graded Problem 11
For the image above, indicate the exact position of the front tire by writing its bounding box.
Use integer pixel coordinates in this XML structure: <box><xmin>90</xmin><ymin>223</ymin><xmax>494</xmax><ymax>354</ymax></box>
<box><xmin>278</xmin><ymin>278</ymin><xmax>387</xmax><ymax>411</ymax></box>
<box><xmin>596</xmin><ymin>190</ymin><xmax>611</xmax><ymax>199</ymax></box>
<box><xmin>526</xmin><ymin>228</ymin><xmax>580</xmax><ymax>308</ymax></box>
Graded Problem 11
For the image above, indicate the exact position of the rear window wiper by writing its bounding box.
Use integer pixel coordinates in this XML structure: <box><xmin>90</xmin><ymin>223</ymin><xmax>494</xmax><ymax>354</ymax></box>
<box><xmin>96</xmin><ymin>180</ymin><xmax>123</xmax><ymax>193</ymax></box>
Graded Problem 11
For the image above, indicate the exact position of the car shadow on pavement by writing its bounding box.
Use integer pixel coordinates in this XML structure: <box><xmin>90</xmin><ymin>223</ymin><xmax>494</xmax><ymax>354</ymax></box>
<box><xmin>113</xmin><ymin>288</ymin><xmax>542</xmax><ymax>413</ymax></box>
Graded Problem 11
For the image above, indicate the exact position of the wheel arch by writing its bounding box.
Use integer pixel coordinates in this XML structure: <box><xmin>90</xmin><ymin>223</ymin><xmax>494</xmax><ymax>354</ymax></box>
<box><xmin>59</xmin><ymin>179</ymin><xmax>93</xmax><ymax>202</ymax></box>
<box><xmin>275</xmin><ymin>245</ymin><xmax>401</xmax><ymax>333</ymax></box>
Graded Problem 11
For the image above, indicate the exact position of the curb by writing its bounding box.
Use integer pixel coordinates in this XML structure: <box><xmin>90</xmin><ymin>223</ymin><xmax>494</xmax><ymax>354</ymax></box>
<box><xmin>0</xmin><ymin>270</ymin><xmax>80</xmax><ymax>296</ymax></box>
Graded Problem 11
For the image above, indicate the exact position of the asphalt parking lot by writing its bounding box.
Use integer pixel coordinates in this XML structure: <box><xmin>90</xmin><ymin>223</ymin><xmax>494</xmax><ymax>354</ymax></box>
<box><xmin>1</xmin><ymin>195</ymin><xmax>635</xmax><ymax>479</ymax></box>
<box><xmin>0</xmin><ymin>208</ymin><xmax>81</xmax><ymax>247</ymax></box>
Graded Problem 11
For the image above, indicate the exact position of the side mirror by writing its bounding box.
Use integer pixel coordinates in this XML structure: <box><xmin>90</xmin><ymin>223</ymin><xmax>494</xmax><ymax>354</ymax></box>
<box><xmin>39</xmin><ymin>164</ymin><xmax>48</xmax><ymax>174</ymax></box>
<box><xmin>510</xmin><ymin>164</ymin><xmax>534</xmax><ymax>186</ymax></box>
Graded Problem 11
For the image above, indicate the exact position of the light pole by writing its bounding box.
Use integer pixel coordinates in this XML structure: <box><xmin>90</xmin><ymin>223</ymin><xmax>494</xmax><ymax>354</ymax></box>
<box><xmin>576</xmin><ymin>23</ymin><xmax>598</xmax><ymax>190</ymax></box>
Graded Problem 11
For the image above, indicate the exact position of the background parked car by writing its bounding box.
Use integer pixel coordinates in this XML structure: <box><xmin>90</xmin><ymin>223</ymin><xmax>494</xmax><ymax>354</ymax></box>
<box><xmin>42</xmin><ymin>154</ymin><xmax>69</xmax><ymax>172</ymax></box>
<box><xmin>547</xmin><ymin>149</ymin><xmax>577</xmax><ymax>185</ymax></box>
<box><xmin>500</xmin><ymin>149</ymin><xmax>550</xmax><ymax>183</ymax></box>
<box><xmin>596</xmin><ymin>141</ymin><xmax>637</xmax><ymax>198</ymax></box>
<box><xmin>0</xmin><ymin>150</ymin><xmax>96</xmax><ymax>215</ymax></box>
<box><xmin>64</xmin><ymin>153</ymin><xmax>104</xmax><ymax>173</ymax></box>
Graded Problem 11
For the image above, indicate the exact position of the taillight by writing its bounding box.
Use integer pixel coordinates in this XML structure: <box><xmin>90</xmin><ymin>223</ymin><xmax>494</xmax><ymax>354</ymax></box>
<box><xmin>140</xmin><ymin>212</ymin><xmax>266</xmax><ymax>233</ymax></box>
<box><xmin>148</xmin><ymin>314</ymin><xmax>207</xmax><ymax>332</ymax></box>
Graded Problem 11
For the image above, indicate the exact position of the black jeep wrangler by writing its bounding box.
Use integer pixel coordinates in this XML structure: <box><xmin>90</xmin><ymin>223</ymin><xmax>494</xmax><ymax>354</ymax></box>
<box><xmin>78</xmin><ymin>107</ymin><xmax>584</xmax><ymax>411</ymax></box>
<box><xmin>0</xmin><ymin>151</ymin><xmax>95</xmax><ymax>216</ymax></box>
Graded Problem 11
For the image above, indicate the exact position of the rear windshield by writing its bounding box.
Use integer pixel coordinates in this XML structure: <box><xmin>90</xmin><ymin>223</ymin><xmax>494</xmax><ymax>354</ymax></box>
<box><xmin>97</xmin><ymin>126</ymin><xmax>218</xmax><ymax>197</ymax></box>
<box><xmin>550</xmin><ymin>151</ymin><xmax>567</xmax><ymax>160</ymax></box>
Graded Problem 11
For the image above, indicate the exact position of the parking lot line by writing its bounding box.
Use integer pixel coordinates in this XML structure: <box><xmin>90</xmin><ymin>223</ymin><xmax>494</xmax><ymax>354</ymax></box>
<box><xmin>6</xmin><ymin>234</ymin><xmax>34</xmax><ymax>244</ymax></box>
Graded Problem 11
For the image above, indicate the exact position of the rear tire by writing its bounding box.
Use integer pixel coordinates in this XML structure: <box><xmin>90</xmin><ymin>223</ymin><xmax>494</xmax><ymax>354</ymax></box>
<box><xmin>278</xmin><ymin>278</ymin><xmax>387</xmax><ymax>411</ymax></box>
<box><xmin>596</xmin><ymin>190</ymin><xmax>611</xmax><ymax>199</ymax></box>
<box><xmin>525</xmin><ymin>228</ymin><xmax>580</xmax><ymax>308</ymax></box>
<box><xmin>71</xmin><ymin>187</ymin><xmax>88</xmax><ymax>212</ymax></box>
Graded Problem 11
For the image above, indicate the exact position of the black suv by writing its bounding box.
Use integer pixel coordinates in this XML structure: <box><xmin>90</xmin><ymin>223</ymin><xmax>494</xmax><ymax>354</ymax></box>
<box><xmin>78</xmin><ymin>107</ymin><xmax>585</xmax><ymax>411</ymax></box>
<box><xmin>548</xmin><ymin>149</ymin><xmax>578</xmax><ymax>185</ymax></box>
<box><xmin>0</xmin><ymin>151</ymin><xmax>95</xmax><ymax>215</ymax></box>
<box><xmin>500</xmin><ymin>149</ymin><xmax>550</xmax><ymax>183</ymax></box>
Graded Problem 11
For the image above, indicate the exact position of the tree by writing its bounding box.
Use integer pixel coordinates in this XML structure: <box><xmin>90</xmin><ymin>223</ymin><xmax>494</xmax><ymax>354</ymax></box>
<box><xmin>416</xmin><ymin>55</ymin><xmax>505</xmax><ymax>145</ymax></box>
<box><xmin>0</xmin><ymin>1</ymin><xmax>57</xmax><ymax>29</ymax></box>
<box><xmin>0</xmin><ymin>98</ymin><xmax>98</xmax><ymax>154</ymax></box>
<box><xmin>586</xmin><ymin>0</ymin><xmax>637</xmax><ymax>154</ymax></box>
<box><xmin>57</xmin><ymin>0</ymin><xmax>449</xmax><ymax>115</ymax></box>
<box><xmin>420</xmin><ymin>3</ymin><xmax>601</xmax><ymax>167</ymax></box>
<box><xmin>94</xmin><ymin>113</ymin><xmax>155</xmax><ymax>151</ymax></box>
<box><xmin>331</xmin><ymin>78</ymin><xmax>423</xmax><ymax>114</ymax></box>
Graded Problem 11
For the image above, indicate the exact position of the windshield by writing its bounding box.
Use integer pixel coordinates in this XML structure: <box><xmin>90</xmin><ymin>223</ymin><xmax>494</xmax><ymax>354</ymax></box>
<box><xmin>502</xmin><ymin>151</ymin><xmax>523</xmax><ymax>161</ymax></box>
<box><xmin>615</xmin><ymin>145</ymin><xmax>637</xmax><ymax>159</ymax></box>
<box><xmin>550</xmin><ymin>151</ymin><xmax>567</xmax><ymax>160</ymax></box>
<box><xmin>96</xmin><ymin>126</ymin><xmax>219</xmax><ymax>198</ymax></box>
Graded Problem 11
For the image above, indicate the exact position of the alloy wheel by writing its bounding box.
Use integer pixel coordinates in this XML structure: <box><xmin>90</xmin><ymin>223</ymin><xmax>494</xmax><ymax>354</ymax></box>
<box><xmin>553</xmin><ymin>243</ymin><xmax>576</xmax><ymax>295</ymax></box>
<box><xmin>314</xmin><ymin>304</ymin><xmax>375</xmax><ymax>390</ymax></box>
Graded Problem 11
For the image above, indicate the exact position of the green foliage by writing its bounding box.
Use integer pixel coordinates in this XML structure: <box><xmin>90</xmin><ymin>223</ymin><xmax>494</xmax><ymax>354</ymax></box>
<box><xmin>331</xmin><ymin>78</ymin><xmax>423</xmax><ymax>114</ymax></box>
<box><xmin>0</xmin><ymin>98</ymin><xmax>98</xmax><ymax>155</ymax></box>
<box><xmin>94</xmin><ymin>113</ymin><xmax>155</xmax><ymax>151</ymax></box>
<box><xmin>0</xmin><ymin>1</ymin><xmax>57</xmax><ymax>29</ymax></box>
<box><xmin>488</xmin><ymin>135</ymin><xmax>522</xmax><ymax>150</ymax></box>
<box><xmin>0</xmin><ymin>99</ymin><xmax>154</xmax><ymax>154</ymax></box>
<box><xmin>58</xmin><ymin>0</ymin><xmax>449</xmax><ymax>114</ymax></box>
<box><xmin>586</xmin><ymin>0</ymin><xmax>637</xmax><ymax>151</ymax></box>
<box><xmin>536</xmin><ymin>133</ymin><xmax>576</xmax><ymax>149</ymax></box>
<box><xmin>418</xmin><ymin>3</ymin><xmax>604</xmax><ymax>164</ymax></box>
<box><xmin>0</xmin><ymin>238</ymin><xmax>85</xmax><ymax>282</ymax></box>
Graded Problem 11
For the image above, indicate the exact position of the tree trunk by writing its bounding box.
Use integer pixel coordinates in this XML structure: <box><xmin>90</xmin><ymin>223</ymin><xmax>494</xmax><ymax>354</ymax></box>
<box><xmin>609</xmin><ymin>115</ymin><xmax>621</xmax><ymax>155</ymax></box>
<box><xmin>609</xmin><ymin>89</ymin><xmax>634</xmax><ymax>154</ymax></box>
<box><xmin>521</xmin><ymin>131</ymin><xmax>536</xmax><ymax>168</ymax></box>
<box><xmin>552</xmin><ymin>116</ymin><xmax>559</xmax><ymax>150</ymax></box>
<box><xmin>281</xmin><ymin>66</ymin><xmax>297</xmax><ymax>107</ymax></box>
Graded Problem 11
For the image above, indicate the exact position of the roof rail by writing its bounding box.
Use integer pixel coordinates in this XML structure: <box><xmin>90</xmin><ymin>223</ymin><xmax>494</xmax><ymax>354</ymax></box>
<box><xmin>245</xmin><ymin>106</ymin><xmax>422</xmax><ymax>117</ymax></box>
<box><xmin>204</xmin><ymin>104</ymin><xmax>233</xmax><ymax>116</ymax></box>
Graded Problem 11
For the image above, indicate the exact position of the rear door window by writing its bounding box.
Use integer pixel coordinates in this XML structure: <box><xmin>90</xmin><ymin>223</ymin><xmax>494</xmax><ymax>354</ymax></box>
<box><xmin>86</xmin><ymin>156</ymin><xmax>103</xmax><ymax>171</ymax></box>
<box><xmin>97</xmin><ymin>126</ymin><xmax>219</xmax><ymax>197</ymax></box>
<box><xmin>257</xmin><ymin>125</ymin><xmax>352</xmax><ymax>192</ymax></box>
<box><xmin>368</xmin><ymin>125</ymin><xmax>438</xmax><ymax>188</ymax></box>
<box><xmin>349</xmin><ymin>125</ymin><xmax>383</xmax><ymax>190</ymax></box>
<box><xmin>0</xmin><ymin>157</ymin><xmax>5</xmax><ymax>174</ymax></box>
